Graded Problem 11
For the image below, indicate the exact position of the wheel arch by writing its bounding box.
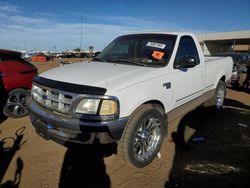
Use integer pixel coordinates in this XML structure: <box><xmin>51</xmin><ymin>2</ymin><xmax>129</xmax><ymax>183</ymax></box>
<box><xmin>142</xmin><ymin>100</ymin><xmax>165</xmax><ymax>113</ymax></box>
<box><xmin>5</xmin><ymin>86</ymin><xmax>30</xmax><ymax>93</ymax></box>
<box><xmin>220</xmin><ymin>75</ymin><xmax>226</xmax><ymax>82</ymax></box>
<box><xmin>215</xmin><ymin>74</ymin><xmax>226</xmax><ymax>89</ymax></box>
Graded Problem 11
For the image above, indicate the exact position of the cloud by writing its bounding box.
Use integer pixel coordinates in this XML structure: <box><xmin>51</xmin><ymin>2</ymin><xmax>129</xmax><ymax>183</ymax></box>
<box><xmin>0</xmin><ymin>2</ymin><xmax>208</xmax><ymax>51</ymax></box>
<box><xmin>9</xmin><ymin>16</ymin><xmax>50</xmax><ymax>25</ymax></box>
<box><xmin>0</xmin><ymin>2</ymin><xmax>20</xmax><ymax>13</ymax></box>
<box><xmin>0</xmin><ymin>12</ymin><xmax>182</xmax><ymax>51</ymax></box>
<box><xmin>0</xmin><ymin>21</ymin><xmax>151</xmax><ymax>51</ymax></box>
<box><xmin>72</xmin><ymin>14</ymin><xmax>182</xmax><ymax>30</ymax></box>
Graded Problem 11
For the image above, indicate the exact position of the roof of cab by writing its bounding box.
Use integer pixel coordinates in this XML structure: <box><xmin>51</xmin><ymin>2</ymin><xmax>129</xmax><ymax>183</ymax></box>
<box><xmin>122</xmin><ymin>32</ymin><xmax>194</xmax><ymax>36</ymax></box>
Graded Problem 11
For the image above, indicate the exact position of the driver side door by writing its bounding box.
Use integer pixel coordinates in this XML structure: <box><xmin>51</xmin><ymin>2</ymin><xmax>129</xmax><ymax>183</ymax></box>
<box><xmin>172</xmin><ymin>36</ymin><xmax>205</xmax><ymax>107</ymax></box>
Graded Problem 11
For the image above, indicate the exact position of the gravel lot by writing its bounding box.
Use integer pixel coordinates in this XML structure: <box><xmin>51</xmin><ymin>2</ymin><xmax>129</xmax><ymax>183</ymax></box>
<box><xmin>1</xmin><ymin>59</ymin><xmax>250</xmax><ymax>188</ymax></box>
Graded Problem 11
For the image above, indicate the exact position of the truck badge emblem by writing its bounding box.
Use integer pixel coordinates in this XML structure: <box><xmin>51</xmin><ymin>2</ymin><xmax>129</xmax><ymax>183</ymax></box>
<box><xmin>163</xmin><ymin>82</ymin><xmax>171</xmax><ymax>89</ymax></box>
<box><xmin>42</xmin><ymin>95</ymin><xmax>48</xmax><ymax>100</ymax></box>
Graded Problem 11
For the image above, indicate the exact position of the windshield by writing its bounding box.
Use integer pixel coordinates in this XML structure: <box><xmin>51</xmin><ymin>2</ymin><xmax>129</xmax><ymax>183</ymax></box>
<box><xmin>96</xmin><ymin>34</ymin><xmax>177</xmax><ymax>67</ymax></box>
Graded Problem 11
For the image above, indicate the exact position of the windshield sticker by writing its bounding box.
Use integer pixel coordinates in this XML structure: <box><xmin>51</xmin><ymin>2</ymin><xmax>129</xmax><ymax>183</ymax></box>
<box><xmin>146</xmin><ymin>42</ymin><xmax>166</xmax><ymax>49</ymax></box>
<box><xmin>152</xmin><ymin>51</ymin><xmax>164</xmax><ymax>60</ymax></box>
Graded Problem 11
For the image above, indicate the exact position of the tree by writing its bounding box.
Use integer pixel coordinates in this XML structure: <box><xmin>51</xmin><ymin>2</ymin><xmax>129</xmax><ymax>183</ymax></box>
<box><xmin>88</xmin><ymin>46</ymin><xmax>94</xmax><ymax>52</ymax></box>
<box><xmin>73</xmin><ymin>47</ymin><xmax>81</xmax><ymax>52</ymax></box>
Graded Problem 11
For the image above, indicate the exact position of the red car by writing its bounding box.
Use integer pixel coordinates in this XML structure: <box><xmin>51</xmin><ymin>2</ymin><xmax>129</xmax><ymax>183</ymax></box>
<box><xmin>0</xmin><ymin>49</ymin><xmax>38</xmax><ymax>118</ymax></box>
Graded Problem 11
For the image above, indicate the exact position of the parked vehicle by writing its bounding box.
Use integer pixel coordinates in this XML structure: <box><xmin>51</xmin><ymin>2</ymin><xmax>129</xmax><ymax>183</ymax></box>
<box><xmin>56</xmin><ymin>53</ymin><xmax>75</xmax><ymax>58</ymax></box>
<box><xmin>93</xmin><ymin>51</ymin><xmax>101</xmax><ymax>57</ymax></box>
<box><xmin>243</xmin><ymin>62</ymin><xmax>250</xmax><ymax>89</ymax></box>
<box><xmin>23</xmin><ymin>51</ymin><xmax>37</xmax><ymax>61</ymax></box>
<box><xmin>0</xmin><ymin>49</ymin><xmax>38</xmax><ymax>118</ymax></box>
<box><xmin>27</xmin><ymin>33</ymin><xmax>233</xmax><ymax>168</ymax></box>
<box><xmin>31</xmin><ymin>53</ymin><xmax>48</xmax><ymax>62</ymax></box>
<box><xmin>215</xmin><ymin>52</ymin><xmax>248</xmax><ymax>86</ymax></box>
<box><xmin>75</xmin><ymin>52</ymin><xmax>88</xmax><ymax>58</ymax></box>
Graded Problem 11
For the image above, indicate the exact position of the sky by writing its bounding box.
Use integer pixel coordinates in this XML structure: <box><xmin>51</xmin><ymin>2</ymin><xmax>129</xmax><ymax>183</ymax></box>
<box><xmin>0</xmin><ymin>0</ymin><xmax>250</xmax><ymax>51</ymax></box>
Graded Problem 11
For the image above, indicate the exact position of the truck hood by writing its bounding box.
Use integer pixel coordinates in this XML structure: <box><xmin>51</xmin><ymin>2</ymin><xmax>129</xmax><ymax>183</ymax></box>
<box><xmin>39</xmin><ymin>61</ymin><xmax>161</xmax><ymax>93</ymax></box>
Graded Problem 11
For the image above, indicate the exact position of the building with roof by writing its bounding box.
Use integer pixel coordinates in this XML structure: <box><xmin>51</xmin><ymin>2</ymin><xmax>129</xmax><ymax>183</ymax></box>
<box><xmin>196</xmin><ymin>30</ymin><xmax>250</xmax><ymax>55</ymax></box>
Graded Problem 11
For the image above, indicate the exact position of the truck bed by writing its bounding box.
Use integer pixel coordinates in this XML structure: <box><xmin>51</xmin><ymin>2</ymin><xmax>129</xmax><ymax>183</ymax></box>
<box><xmin>205</xmin><ymin>56</ymin><xmax>229</xmax><ymax>63</ymax></box>
<box><xmin>205</xmin><ymin>56</ymin><xmax>233</xmax><ymax>90</ymax></box>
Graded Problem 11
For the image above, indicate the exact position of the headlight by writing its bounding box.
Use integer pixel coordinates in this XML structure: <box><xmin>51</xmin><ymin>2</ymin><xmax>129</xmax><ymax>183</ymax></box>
<box><xmin>75</xmin><ymin>99</ymin><xmax>100</xmax><ymax>114</ymax></box>
<box><xmin>31</xmin><ymin>84</ymin><xmax>42</xmax><ymax>102</ymax></box>
<box><xmin>75</xmin><ymin>98</ymin><xmax>118</xmax><ymax>116</ymax></box>
<box><xmin>31</xmin><ymin>84</ymin><xmax>38</xmax><ymax>95</ymax></box>
<box><xmin>99</xmin><ymin>100</ymin><xmax>118</xmax><ymax>115</ymax></box>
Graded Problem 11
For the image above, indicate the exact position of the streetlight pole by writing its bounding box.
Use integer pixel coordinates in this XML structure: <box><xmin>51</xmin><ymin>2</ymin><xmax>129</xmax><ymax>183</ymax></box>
<box><xmin>80</xmin><ymin>16</ymin><xmax>83</xmax><ymax>51</ymax></box>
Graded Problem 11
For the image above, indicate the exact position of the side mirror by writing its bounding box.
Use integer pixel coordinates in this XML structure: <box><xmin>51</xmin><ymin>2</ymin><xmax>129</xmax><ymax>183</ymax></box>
<box><xmin>175</xmin><ymin>56</ymin><xmax>197</xmax><ymax>69</ymax></box>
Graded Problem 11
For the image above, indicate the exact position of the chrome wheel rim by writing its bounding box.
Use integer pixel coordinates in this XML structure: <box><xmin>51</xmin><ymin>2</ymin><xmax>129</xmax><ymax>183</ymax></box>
<box><xmin>132</xmin><ymin>116</ymin><xmax>161</xmax><ymax>162</ymax></box>
<box><xmin>216</xmin><ymin>85</ymin><xmax>225</xmax><ymax>109</ymax></box>
<box><xmin>7</xmin><ymin>92</ymin><xmax>28</xmax><ymax>116</ymax></box>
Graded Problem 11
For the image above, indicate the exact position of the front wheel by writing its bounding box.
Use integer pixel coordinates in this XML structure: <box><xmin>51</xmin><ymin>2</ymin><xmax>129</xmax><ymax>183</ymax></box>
<box><xmin>118</xmin><ymin>104</ymin><xmax>166</xmax><ymax>168</ymax></box>
<box><xmin>3</xmin><ymin>88</ymin><xmax>30</xmax><ymax>118</ymax></box>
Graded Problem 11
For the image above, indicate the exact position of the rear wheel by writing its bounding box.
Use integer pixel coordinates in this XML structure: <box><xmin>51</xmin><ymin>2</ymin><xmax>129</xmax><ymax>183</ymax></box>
<box><xmin>204</xmin><ymin>80</ymin><xmax>226</xmax><ymax>110</ymax></box>
<box><xmin>215</xmin><ymin>81</ymin><xmax>226</xmax><ymax>109</ymax></box>
<box><xmin>118</xmin><ymin>104</ymin><xmax>166</xmax><ymax>168</ymax></box>
<box><xmin>3</xmin><ymin>88</ymin><xmax>30</xmax><ymax>118</ymax></box>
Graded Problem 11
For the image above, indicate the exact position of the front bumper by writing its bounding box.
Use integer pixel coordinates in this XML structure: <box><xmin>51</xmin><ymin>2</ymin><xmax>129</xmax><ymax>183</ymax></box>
<box><xmin>27</xmin><ymin>98</ymin><xmax>128</xmax><ymax>145</ymax></box>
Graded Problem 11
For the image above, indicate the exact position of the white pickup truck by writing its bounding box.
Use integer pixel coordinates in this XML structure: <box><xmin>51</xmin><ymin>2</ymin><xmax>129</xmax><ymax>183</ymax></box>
<box><xmin>27</xmin><ymin>32</ymin><xmax>233</xmax><ymax>168</ymax></box>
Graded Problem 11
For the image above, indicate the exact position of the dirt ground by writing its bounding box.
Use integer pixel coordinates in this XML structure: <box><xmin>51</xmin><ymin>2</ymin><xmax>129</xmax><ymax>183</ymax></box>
<box><xmin>0</xmin><ymin>60</ymin><xmax>250</xmax><ymax>188</ymax></box>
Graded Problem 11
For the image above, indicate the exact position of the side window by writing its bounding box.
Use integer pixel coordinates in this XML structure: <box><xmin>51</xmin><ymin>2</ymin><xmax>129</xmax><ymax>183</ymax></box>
<box><xmin>174</xmin><ymin>36</ymin><xmax>200</xmax><ymax>68</ymax></box>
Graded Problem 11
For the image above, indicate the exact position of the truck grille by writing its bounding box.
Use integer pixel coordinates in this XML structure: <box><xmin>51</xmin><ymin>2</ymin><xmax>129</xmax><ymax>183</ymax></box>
<box><xmin>32</xmin><ymin>84</ymin><xmax>78</xmax><ymax>113</ymax></box>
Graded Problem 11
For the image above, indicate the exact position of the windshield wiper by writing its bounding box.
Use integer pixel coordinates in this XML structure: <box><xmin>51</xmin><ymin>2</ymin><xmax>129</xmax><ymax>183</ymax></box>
<box><xmin>92</xmin><ymin>57</ymin><xmax>106</xmax><ymax>62</ymax></box>
<box><xmin>111</xmin><ymin>59</ymin><xmax>148</xmax><ymax>67</ymax></box>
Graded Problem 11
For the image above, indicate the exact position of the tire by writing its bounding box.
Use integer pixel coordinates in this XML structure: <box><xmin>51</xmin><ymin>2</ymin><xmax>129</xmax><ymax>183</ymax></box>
<box><xmin>204</xmin><ymin>80</ymin><xmax>226</xmax><ymax>110</ymax></box>
<box><xmin>3</xmin><ymin>88</ymin><xmax>30</xmax><ymax>118</ymax></box>
<box><xmin>118</xmin><ymin>104</ymin><xmax>166</xmax><ymax>168</ymax></box>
